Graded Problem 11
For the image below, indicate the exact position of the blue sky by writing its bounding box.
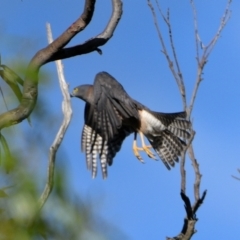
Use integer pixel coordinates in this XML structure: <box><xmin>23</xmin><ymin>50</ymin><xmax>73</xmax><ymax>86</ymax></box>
<box><xmin>1</xmin><ymin>0</ymin><xmax>240</xmax><ymax>239</ymax></box>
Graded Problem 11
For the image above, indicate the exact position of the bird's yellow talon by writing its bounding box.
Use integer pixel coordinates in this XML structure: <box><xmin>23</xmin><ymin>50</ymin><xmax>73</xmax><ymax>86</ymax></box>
<box><xmin>133</xmin><ymin>145</ymin><xmax>145</xmax><ymax>163</ymax></box>
<box><xmin>142</xmin><ymin>145</ymin><xmax>157</xmax><ymax>159</ymax></box>
<box><xmin>133</xmin><ymin>132</ymin><xmax>157</xmax><ymax>160</ymax></box>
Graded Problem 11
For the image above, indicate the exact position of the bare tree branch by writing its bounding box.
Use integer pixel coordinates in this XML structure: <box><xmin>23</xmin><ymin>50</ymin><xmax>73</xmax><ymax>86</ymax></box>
<box><xmin>166</xmin><ymin>10</ymin><xmax>185</xmax><ymax>105</ymax></box>
<box><xmin>204</xmin><ymin>0</ymin><xmax>232</xmax><ymax>59</ymax></box>
<box><xmin>167</xmin><ymin>190</ymin><xmax>207</xmax><ymax>240</ymax></box>
<box><xmin>155</xmin><ymin>1</ymin><xmax>186</xmax><ymax>109</ymax></box>
<box><xmin>188</xmin><ymin>0</ymin><xmax>231</xmax><ymax>116</ymax></box>
<box><xmin>190</xmin><ymin>0</ymin><xmax>200</xmax><ymax>63</ymax></box>
<box><xmin>0</xmin><ymin>0</ymin><xmax>123</xmax><ymax>131</ymax></box>
<box><xmin>28</xmin><ymin>23</ymin><xmax>73</xmax><ymax>226</ymax></box>
<box><xmin>180</xmin><ymin>131</ymin><xmax>195</xmax><ymax>194</ymax></box>
<box><xmin>148</xmin><ymin>0</ymin><xmax>187</xmax><ymax>109</ymax></box>
<box><xmin>188</xmin><ymin>145</ymin><xmax>202</xmax><ymax>201</ymax></box>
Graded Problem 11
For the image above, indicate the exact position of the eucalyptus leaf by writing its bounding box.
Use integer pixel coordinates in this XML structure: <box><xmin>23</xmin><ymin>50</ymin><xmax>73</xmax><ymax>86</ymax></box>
<box><xmin>0</xmin><ymin>133</ymin><xmax>13</xmax><ymax>173</ymax></box>
<box><xmin>0</xmin><ymin>65</ymin><xmax>31</xmax><ymax>126</ymax></box>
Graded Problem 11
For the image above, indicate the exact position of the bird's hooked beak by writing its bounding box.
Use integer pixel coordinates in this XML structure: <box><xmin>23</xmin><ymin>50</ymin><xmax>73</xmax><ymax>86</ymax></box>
<box><xmin>70</xmin><ymin>87</ymin><xmax>78</xmax><ymax>98</ymax></box>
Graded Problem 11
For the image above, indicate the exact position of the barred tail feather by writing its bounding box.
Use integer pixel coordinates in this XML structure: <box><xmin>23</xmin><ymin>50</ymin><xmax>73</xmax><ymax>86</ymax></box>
<box><xmin>91</xmin><ymin>143</ymin><xmax>98</xmax><ymax>178</ymax></box>
<box><xmin>148</xmin><ymin>130</ymin><xmax>186</xmax><ymax>169</ymax></box>
<box><xmin>167</xmin><ymin>126</ymin><xmax>190</xmax><ymax>139</ymax></box>
<box><xmin>169</xmin><ymin>118</ymin><xmax>191</xmax><ymax>130</ymax></box>
<box><xmin>100</xmin><ymin>142</ymin><xmax>108</xmax><ymax>179</ymax></box>
<box><xmin>153</xmin><ymin>111</ymin><xmax>191</xmax><ymax>137</ymax></box>
<box><xmin>81</xmin><ymin>124</ymin><xmax>107</xmax><ymax>178</ymax></box>
<box><xmin>81</xmin><ymin>124</ymin><xmax>131</xmax><ymax>179</ymax></box>
<box><xmin>81</xmin><ymin>124</ymin><xmax>92</xmax><ymax>170</ymax></box>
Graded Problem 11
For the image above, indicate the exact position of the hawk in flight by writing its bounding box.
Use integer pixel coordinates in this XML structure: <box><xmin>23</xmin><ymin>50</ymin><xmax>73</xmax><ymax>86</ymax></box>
<box><xmin>71</xmin><ymin>72</ymin><xmax>191</xmax><ymax>179</ymax></box>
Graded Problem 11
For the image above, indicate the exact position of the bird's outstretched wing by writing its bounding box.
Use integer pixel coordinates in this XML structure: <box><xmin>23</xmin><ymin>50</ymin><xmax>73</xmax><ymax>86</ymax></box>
<box><xmin>81</xmin><ymin>104</ymin><xmax>133</xmax><ymax>178</ymax></box>
<box><xmin>91</xmin><ymin>72</ymin><xmax>139</xmax><ymax>140</ymax></box>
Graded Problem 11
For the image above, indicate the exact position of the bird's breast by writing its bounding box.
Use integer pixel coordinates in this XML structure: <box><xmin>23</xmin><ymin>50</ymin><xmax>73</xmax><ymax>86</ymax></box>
<box><xmin>139</xmin><ymin>109</ymin><xmax>165</xmax><ymax>134</ymax></box>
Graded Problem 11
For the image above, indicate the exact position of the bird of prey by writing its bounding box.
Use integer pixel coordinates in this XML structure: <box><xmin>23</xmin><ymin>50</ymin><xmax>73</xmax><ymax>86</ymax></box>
<box><xmin>71</xmin><ymin>72</ymin><xmax>191</xmax><ymax>179</ymax></box>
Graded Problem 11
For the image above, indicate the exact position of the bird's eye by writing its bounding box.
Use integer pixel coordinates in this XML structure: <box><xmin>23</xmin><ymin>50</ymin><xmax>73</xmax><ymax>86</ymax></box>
<box><xmin>73</xmin><ymin>88</ymin><xmax>78</xmax><ymax>93</ymax></box>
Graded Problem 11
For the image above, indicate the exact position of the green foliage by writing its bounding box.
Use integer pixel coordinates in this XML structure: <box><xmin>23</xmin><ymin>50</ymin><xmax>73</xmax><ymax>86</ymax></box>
<box><xmin>0</xmin><ymin>118</ymin><xmax>111</xmax><ymax>240</ymax></box>
<box><xmin>0</xmin><ymin>161</ymin><xmax>98</xmax><ymax>239</ymax></box>
<box><xmin>0</xmin><ymin>133</ymin><xmax>14</xmax><ymax>173</ymax></box>
<box><xmin>0</xmin><ymin>64</ymin><xmax>24</xmax><ymax>101</ymax></box>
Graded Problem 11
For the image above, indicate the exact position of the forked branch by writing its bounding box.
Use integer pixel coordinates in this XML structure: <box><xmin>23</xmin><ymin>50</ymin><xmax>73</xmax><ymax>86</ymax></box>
<box><xmin>166</xmin><ymin>191</ymin><xmax>207</xmax><ymax>240</ymax></box>
<box><xmin>188</xmin><ymin>0</ymin><xmax>231</xmax><ymax>116</ymax></box>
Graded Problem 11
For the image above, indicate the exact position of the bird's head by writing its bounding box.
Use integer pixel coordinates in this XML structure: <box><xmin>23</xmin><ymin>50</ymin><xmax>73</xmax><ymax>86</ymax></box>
<box><xmin>70</xmin><ymin>84</ymin><xmax>94</xmax><ymax>104</ymax></box>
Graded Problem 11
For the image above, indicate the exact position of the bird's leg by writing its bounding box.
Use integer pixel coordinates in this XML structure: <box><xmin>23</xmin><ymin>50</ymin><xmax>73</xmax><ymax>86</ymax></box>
<box><xmin>139</xmin><ymin>132</ymin><xmax>157</xmax><ymax>160</ymax></box>
<box><xmin>132</xmin><ymin>132</ymin><xmax>145</xmax><ymax>163</ymax></box>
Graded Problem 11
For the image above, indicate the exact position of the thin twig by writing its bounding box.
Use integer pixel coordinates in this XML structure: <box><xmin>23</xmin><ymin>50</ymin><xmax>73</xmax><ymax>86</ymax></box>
<box><xmin>147</xmin><ymin>2</ymin><xmax>178</xmax><ymax>80</ymax></box>
<box><xmin>232</xmin><ymin>176</ymin><xmax>240</xmax><ymax>181</ymax></box>
<box><xmin>166</xmin><ymin>9</ymin><xmax>186</xmax><ymax>110</ymax></box>
<box><xmin>155</xmin><ymin>0</ymin><xmax>168</xmax><ymax>24</ymax></box>
<box><xmin>232</xmin><ymin>169</ymin><xmax>240</xmax><ymax>181</ymax></box>
<box><xmin>204</xmin><ymin>0</ymin><xmax>232</xmax><ymax>59</ymax></box>
<box><xmin>189</xmin><ymin>0</ymin><xmax>231</xmax><ymax>116</ymax></box>
<box><xmin>147</xmin><ymin>0</ymin><xmax>172</xmax><ymax>63</ymax></box>
<box><xmin>149</xmin><ymin>0</ymin><xmax>186</xmax><ymax>109</ymax></box>
<box><xmin>166</xmin><ymin>10</ymin><xmax>181</xmax><ymax>79</ymax></box>
<box><xmin>190</xmin><ymin>0</ymin><xmax>200</xmax><ymax>63</ymax></box>
<box><xmin>159</xmin><ymin>4</ymin><xmax>186</xmax><ymax>109</ymax></box>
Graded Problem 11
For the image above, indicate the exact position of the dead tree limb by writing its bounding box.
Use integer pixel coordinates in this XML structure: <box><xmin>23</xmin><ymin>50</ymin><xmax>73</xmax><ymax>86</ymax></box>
<box><xmin>29</xmin><ymin>23</ymin><xmax>73</xmax><ymax>224</ymax></box>
<box><xmin>166</xmin><ymin>191</ymin><xmax>207</xmax><ymax>240</ymax></box>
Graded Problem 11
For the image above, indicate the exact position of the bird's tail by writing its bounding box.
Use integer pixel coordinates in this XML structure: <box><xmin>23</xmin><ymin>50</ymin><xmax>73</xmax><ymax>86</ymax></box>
<box><xmin>147</xmin><ymin>111</ymin><xmax>191</xmax><ymax>169</ymax></box>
